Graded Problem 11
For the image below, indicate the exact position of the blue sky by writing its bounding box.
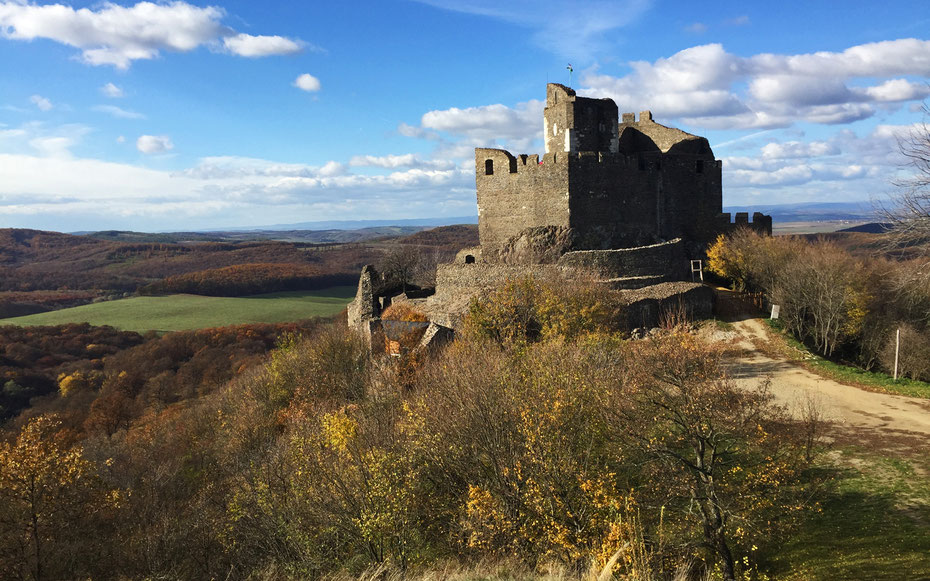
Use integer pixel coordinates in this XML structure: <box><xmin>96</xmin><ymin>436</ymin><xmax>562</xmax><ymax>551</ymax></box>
<box><xmin>1</xmin><ymin>0</ymin><xmax>928</xmax><ymax>232</ymax></box>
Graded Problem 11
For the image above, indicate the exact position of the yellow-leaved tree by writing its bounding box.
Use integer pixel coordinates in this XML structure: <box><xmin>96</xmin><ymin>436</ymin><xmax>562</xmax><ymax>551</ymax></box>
<box><xmin>0</xmin><ymin>415</ymin><xmax>110</xmax><ymax>581</ymax></box>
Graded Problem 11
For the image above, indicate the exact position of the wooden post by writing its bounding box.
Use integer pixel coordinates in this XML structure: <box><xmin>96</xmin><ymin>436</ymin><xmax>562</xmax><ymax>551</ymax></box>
<box><xmin>893</xmin><ymin>327</ymin><xmax>900</xmax><ymax>381</ymax></box>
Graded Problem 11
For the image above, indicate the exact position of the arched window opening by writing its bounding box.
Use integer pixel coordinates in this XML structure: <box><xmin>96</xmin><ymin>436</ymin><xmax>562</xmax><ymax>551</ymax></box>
<box><xmin>465</xmin><ymin>255</ymin><xmax>476</xmax><ymax>264</ymax></box>
<box><xmin>485</xmin><ymin>159</ymin><xmax>494</xmax><ymax>175</ymax></box>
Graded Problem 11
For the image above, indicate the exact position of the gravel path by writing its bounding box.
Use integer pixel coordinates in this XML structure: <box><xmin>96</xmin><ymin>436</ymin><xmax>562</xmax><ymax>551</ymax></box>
<box><xmin>725</xmin><ymin>316</ymin><xmax>930</xmax><ymax>453</ymax></box>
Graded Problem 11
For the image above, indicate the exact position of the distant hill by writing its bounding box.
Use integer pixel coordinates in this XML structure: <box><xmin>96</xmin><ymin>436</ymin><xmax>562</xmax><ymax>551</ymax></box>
<box><xmin>82</xmin><ymin>226</ymin><xmax>428</xmax><ymax>244</ymax></box>
<box><xmin>837</xmin><ymin>222</ymin><xmax>892</xmax><ymax>234</ymax></box>
<box><xmin>82</xmin><ymin>230</ymin><xmax>228</xmax><ymax>243</ymax></box>
<box><xmin>398</xmin><ymin>224</ymin><xmax>479</xmax><ymax>248</ymax></box>
<box><xmin>0</xmin><ymin>227</ymin><xmax>376</xmax><ymax>304</ymax></box>
<box><xmin>218</xmin><ymin>215</ymin><xmax>479</xmax><ymax>232</ymax></box>
<box><xmin>0</xmin><ymin>224</ymin><xmax>482</xmax><ymax>316</ymax></box>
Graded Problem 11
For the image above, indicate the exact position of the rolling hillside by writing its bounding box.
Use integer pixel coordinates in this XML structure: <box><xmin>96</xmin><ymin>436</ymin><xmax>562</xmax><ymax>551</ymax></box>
<box><xmin>0</xmin><ymin>288</ymin><xmax>355</xmax><ymax>333</ymax></box>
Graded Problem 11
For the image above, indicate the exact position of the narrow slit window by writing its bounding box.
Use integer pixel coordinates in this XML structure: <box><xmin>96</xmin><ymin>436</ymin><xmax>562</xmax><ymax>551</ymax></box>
<box><xmin>485</xmin><ymin>159</ymin><xmax>494</xmax><ymax>175</ymax></box>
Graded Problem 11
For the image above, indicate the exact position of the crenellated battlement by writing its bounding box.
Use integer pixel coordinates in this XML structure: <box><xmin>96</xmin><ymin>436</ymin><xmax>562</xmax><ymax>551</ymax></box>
<box><xmin>476</xmin><ymin>147</ymin><xmax>724</xmax><ymax>180</ymax></box>
<box><xmin>714</xmin><ymin>212</ymin><xmax>773</xmax><ymax>236</ymax></box>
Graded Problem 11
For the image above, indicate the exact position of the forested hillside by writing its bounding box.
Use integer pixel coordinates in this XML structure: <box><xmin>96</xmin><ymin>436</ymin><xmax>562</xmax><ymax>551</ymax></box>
<box><xmin>0</xmin><ymin>321</ymin><xmax>324</xmax><ymax>422</ymax></box>
<box><xmin>0</xmin><ymin>225</ymin><xmax>477</xmax><ymax>317</ymax></box>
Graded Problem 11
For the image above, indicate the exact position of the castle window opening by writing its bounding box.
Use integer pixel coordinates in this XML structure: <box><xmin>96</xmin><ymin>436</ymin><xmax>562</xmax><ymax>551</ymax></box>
<box><xmin>464</xmin><ymin>254</ymin><xmax>475</xmax><ymax>264</ymax></box>
<box><xmin>485</xmin><ymin>159</ymin><xmax>493</xmax><ymax>175</ymax></box>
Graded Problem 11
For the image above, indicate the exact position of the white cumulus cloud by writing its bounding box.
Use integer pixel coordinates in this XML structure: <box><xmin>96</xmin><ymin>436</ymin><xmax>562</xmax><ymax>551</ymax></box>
<box><xmin>858</xmin><ymin>79</ymin><xmax>930</xmax><ymax>102</ymax></box>
<box><xmin>0</xmin><ymin>1</ymin><xmax>307</xmax><ymax>69</ymax></box>
<box><xmin>293</xmin><ymin>73</ymin><xmax>321</xmax><ymax>92</ymax></box>
<box><xmin>760</xmin><ymin>140</ymin><xmax>840</xmax><ymax>160</ymax></box>
<box><xmin>223</xmin><ymin>33</ymin><xmax>302</xmax><ymax>57</ymax></box>
<box><xmin>29</xmin><ymin>136</ymin><xmax>74</xmax><ymax>158</ymax></box>
<box><xmin>421</xmin><ymin>100</ymin><xmax>544</xmax><ymax>143</ymax></box>
<box><xmin>349</xmin><ymin>153</ymin><xmax>455</xmax><ymax>170</ymax></box>
<box><xmin>136</xmin><ymin>134</ymin><xmax>173</xmax><ymax>154</ymax></box>
<box><xmin>581</xmin><ymin>38</ymin><xmax>930</xmax><ymax>129</ymax></box>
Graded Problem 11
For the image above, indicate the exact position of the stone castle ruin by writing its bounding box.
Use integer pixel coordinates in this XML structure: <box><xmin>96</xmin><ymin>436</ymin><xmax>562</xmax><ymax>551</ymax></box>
<box><xmin>349</xmin><ymin>84</ymin><xmax>771</xmax><ymax>345</ymax></box>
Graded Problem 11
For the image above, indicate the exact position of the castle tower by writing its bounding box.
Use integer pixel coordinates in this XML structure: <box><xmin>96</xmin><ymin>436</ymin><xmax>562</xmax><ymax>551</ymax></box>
<box><xmin>543</xmin><ymin>84</ymin><xmax>619</xmax><ymax>154</ymax></box>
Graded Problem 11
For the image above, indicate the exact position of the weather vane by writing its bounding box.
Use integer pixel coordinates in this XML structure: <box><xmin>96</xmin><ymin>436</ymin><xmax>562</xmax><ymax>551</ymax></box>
<box><xmin>566</xmin><ymin>63</ymin><xmax>573</xmax><ymax>87</ymax></box>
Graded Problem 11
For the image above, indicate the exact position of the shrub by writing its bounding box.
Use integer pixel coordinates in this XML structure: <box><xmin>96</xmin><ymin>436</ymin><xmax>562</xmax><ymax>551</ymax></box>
<box><xmin>464</xmin><ymin>276</ymin><xmax>624</xmax><ymax>347</ymax></box>
<box><xmin>880</xmin><ymin>324</ymin><xmax>930</xmax><ymax>381</ymax></box>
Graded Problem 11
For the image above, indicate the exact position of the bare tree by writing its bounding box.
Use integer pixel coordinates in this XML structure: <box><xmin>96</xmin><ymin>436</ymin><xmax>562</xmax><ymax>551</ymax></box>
<box><xmin>882</xmin><ymin>104</ymin><xmax>930</xmax><ymax>267</ymax></box>
<box><xmin>381</xmin><ymin>245</ymin><xmax>424</xmax><ymax>293</ymax></box>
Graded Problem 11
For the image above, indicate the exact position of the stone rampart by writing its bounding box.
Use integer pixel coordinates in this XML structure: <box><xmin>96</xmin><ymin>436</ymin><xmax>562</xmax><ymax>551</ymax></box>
<box><xmin>620</xmin><ymin>282</ymin><xmax>714</xmax><ymax>330</ymax></box>
<box><xmin>557</xmin><ymin>238</ymin><xmax>688</xmax><ymax>280</ymax></box>
<box><xmin>713</xmin><ymin>212</ymin><xmax>773</xmax><ymax>237</ymax></box>
<box><xmin>432</xmin><ymin>262</ymin><xmax>567</xmax><ymax>301</ymax></box>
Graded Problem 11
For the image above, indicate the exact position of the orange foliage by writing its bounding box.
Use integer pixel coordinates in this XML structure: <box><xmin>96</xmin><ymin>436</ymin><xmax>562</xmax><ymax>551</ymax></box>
<box><xmin>140</xmin><ymin>263</ymin><xmax>356</xmax><ymax>296</ymax></box>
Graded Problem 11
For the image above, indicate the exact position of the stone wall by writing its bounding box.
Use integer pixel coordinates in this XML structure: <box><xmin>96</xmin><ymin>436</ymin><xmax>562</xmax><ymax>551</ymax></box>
<box><xmin>713</xmin><ymin>211</ymin><xmax>773</xmax><ymax>237</ymax></box>
<box><xmin>475</xmin><ymin>147</ymin><xmax>725</xmax><ymax>254</ymax></box>
<box><xmin>565</xmin><ymin>150</ymin><xmax>723</xmax><ymax>247</ymax></box>
<box><xmin>432</xmin><ymin>262</ymin><xmax>567</xmax><ymax>302</ymax></box>
<box><xmin>620</xmin><ymin>282</ymin><xmax>714</xmax><ymax>330</ymax></box>
<box><xmin>475</xmin><ymin>148</ymin><xmax>569</xmax><ymax>254</ymax></box>
<box><xmin>558</xmin><ymin>238</ymin><xmax>688</xmax><ymax>280</ymax></box>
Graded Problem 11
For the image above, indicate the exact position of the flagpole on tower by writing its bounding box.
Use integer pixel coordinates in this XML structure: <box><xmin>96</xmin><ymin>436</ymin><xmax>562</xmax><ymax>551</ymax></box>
<box><xmin>567</xmin><ymin>64</ymin><xmax>573</xmax><ymax>87</ymax></box>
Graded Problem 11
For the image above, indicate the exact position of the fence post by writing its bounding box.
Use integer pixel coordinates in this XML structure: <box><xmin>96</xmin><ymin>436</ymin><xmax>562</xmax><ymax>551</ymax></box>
<box><xmin>894</xmin><ymin>327</ymin><xmax>900</xmax><ymax>381</ymax></box>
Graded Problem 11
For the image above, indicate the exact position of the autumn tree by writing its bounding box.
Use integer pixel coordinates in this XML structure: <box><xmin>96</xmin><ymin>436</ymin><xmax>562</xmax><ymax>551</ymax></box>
<box><xmin>706</xmin><ymin>229</ymin><xmax>801</xmax><ymax>294</ymax></box>
<box><xmin>0</xmin><ymin>415</ymin><xmax>110</xmax><ymax>581</ymax></box>
<box><xmin>771</xmin><ymin>241</ymin><xmax>870</xmax><ymax>357</ymax></box>
<box><xmin>623</xmin><ymin>332</ymin><xmax>820</xmax><ymax>580</ymax></box>
<box><xmin>880</xmin><ymin>324</ymin><xmax>930</xmax><ymax>381</ymax></box>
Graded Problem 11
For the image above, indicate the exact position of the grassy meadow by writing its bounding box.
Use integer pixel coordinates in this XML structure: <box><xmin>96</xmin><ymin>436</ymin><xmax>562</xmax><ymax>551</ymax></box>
<box><xmin>0</xmin><ymin>287</ymin><xmax>356</xmax><ymax>333</ymax></box>
<box><xmin>771</xmin><ymin>447</ymin><xmax>930</xmax><ymax>580</ymax></box>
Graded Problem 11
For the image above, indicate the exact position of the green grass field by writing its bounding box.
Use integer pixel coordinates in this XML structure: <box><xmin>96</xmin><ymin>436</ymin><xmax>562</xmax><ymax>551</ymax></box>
<box><xmin>770</xmin><ymin>448</ymin><xmax>930</xmax><ymax>580</ymax></box>
<box><xmin>0</xmin><ymin>287</ymin><xmax>356</xmax><ymax>333</ymax></box>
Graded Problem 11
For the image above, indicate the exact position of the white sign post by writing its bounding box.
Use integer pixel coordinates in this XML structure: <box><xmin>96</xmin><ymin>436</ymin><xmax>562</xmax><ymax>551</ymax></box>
<box><xmin>770</xmin><ymin>304</ymin><xmax>780</xmax><ymax>320</ymax></box>
<box><xmin>894</xmin><ymin>327</ymin><xmax>900</xmax><ymax>381</ymax></box>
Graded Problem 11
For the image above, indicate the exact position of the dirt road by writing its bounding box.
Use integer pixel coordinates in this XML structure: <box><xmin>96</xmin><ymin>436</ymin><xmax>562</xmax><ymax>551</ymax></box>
<box><xmin>724</xmin><ymin>316</ymin><xmax>930</xmax><ymax>453</ymax></box>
